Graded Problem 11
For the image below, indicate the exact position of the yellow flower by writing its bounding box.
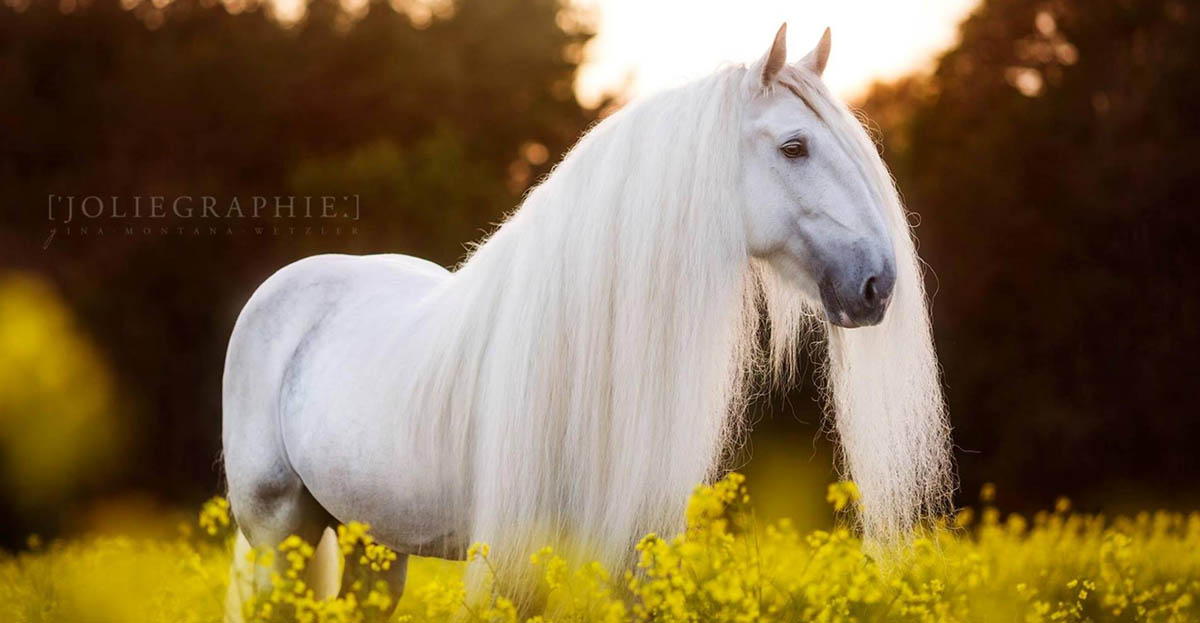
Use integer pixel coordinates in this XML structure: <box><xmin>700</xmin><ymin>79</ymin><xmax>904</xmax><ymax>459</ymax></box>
<box><xmin>197</xmin><ymin>496</ymin><xmax>230</xmax><ymax>536</ymax></box>
<box><xmin>467</xmin><ymin>542</ymin><xmax>491</xmax><ymax>562</ymax></box>
<box><xmin>8</xmin><ymin>471</ymin><xmax>1200</xmax><ymax>623</ymax></box>
<box><xmin>825</xmin><ymin>481</ymin><xmax>861</xmax><ymax>512</ymax></box>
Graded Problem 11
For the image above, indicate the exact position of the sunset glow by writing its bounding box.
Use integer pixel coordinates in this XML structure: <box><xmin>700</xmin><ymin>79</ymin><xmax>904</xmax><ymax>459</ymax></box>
<box><xmin>573</xmin><ymin>0</ymin><xmax>981</xmax><ymax>106</ymax></box>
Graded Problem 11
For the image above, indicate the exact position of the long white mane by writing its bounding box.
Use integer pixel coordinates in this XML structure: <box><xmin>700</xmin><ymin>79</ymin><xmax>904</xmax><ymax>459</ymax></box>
<box><xmin>770</xmin><ymin>65</ymin><xmax>955</xmax><ymax>545</ymax></box>
<box><xmin>402</xmin><ymin>61</ymin><xmax>953</xmax><ymax>578</ymax></box>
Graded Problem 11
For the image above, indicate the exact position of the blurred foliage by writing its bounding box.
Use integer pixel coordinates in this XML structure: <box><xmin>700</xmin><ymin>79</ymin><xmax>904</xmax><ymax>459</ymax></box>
<box><xmin>5</xmin><ymin>474</ymin><xmax>1200</xmax><ymax>622</ymax></box>
<box><xmin>288</xmin><ymin>129</ymin><xmax>504</xmax><ymax>262</ymax></box>
<box><xmin>0</xmin><ymin>272</ymin><xmax>119</xmax><ymax>513</ymax></box>
<box><xmin>853</xmin><ymin>0</ymin><xmax>1200</xmax><ymax>515</ymax></box>
<box><xmin>0</xmin><ymin>0</ymin><xmax>600</xmax><ymax>540</ymax></box>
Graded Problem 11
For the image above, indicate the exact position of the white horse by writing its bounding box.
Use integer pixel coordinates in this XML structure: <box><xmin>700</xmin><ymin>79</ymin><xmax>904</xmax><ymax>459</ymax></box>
<box><xmin>222</xmin><ymin>24</ymin><xmax>953</xmax><ymax>616</ymax></box>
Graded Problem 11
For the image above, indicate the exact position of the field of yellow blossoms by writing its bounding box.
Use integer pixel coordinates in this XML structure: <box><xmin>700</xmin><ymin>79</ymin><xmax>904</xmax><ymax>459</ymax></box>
<box><xmin>2</xmin><ymin>474</ymin><xmax>1199</xmax><ymax>622</ymax></box>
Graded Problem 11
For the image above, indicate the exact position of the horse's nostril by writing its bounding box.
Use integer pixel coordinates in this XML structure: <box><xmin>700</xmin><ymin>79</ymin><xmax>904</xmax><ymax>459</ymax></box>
<box><xmin>863</xmin><ymin>276</ymin><xmax>878</xmax><ymax>304</ymax></box>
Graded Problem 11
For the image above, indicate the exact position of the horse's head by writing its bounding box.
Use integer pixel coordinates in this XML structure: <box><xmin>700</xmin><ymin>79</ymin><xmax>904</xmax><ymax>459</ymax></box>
<box><xmin>739</xmin><ymin>25</ymin><xmax>895</xmax><ymax>328</ymax></box>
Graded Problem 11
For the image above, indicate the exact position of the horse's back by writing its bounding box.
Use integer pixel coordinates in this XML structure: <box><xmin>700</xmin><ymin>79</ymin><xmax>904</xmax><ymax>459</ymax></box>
<box><xmin>222</xmin><ymin>253</ymin><xmax>448</xmax><ymax>530</ymax></box>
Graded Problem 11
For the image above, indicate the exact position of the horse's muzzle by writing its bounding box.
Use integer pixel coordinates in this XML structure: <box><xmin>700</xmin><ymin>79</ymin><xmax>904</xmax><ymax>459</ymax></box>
<box><xmin>818</xmin><ymin>248</ymin><xmax>896</xmax><ymax>328</ymax></box>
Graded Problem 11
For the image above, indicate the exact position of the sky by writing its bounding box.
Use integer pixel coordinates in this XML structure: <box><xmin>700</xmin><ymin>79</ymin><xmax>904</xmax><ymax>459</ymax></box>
<box><xmin>572</xmin><ymin>0</ymin><xmax>981</xmax><ymax>106</ymax></box>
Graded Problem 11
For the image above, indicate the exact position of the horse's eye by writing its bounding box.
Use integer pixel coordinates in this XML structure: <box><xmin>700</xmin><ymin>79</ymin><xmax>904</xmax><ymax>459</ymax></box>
<box><xmin>780</xmin><ymin>139</ymin><xmax>808</xmax><ymax>159</ymax></box>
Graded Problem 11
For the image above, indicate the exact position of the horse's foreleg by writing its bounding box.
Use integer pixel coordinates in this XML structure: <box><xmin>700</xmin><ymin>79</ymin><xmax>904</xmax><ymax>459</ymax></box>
<box><xmin>309</xmin><ymin>527</ymin><xmax>341</xmax><ymax>600</ymax></box>
<box><xmin>338</xmin><ymin>545</ymin><xmax>410</xmax><ymax>611</ymax></box>
<box><xmin>224</xmin><ymin>530</ymin><xmax>255</xmax><ymax>623</ymax></box>
<box><xmin>381</xmin><ymin>553</ymin><xmax>410</xmax><ymax>604</ymax></box>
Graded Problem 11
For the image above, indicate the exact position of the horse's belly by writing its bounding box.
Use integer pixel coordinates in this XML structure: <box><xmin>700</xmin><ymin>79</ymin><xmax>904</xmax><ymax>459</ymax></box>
<box><xmin>292</xmin><ymin>396</ymin><xmax>470</xmax><ymax>557</ymax></box>
<box><xmin>302</xmin><ymin>449</ymin><xmax>469</xmax><ymax>558</ymax></box>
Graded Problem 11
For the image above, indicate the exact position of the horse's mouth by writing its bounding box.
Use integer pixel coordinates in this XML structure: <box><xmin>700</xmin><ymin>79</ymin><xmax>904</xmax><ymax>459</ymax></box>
<box><xmin>819</xmin><ymin>282</ymin><xmax>891</xmax><ymax>328</ymax></box>
<box><xmin>823</xmin><ymin>303</ymin><xmax>888</xmax><ymax>328</ymax></box>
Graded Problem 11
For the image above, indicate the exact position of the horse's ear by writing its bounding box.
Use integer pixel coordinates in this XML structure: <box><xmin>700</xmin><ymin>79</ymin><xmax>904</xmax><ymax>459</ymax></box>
<box><xmin>799</xmin><ymin>27</ymin><xmax>832</xmax><ymax>77</ymax></box>
<box><xmin>756</xmin><ymin>23</ymin><xmax>788</xmax><ymax>86</ymax></box>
